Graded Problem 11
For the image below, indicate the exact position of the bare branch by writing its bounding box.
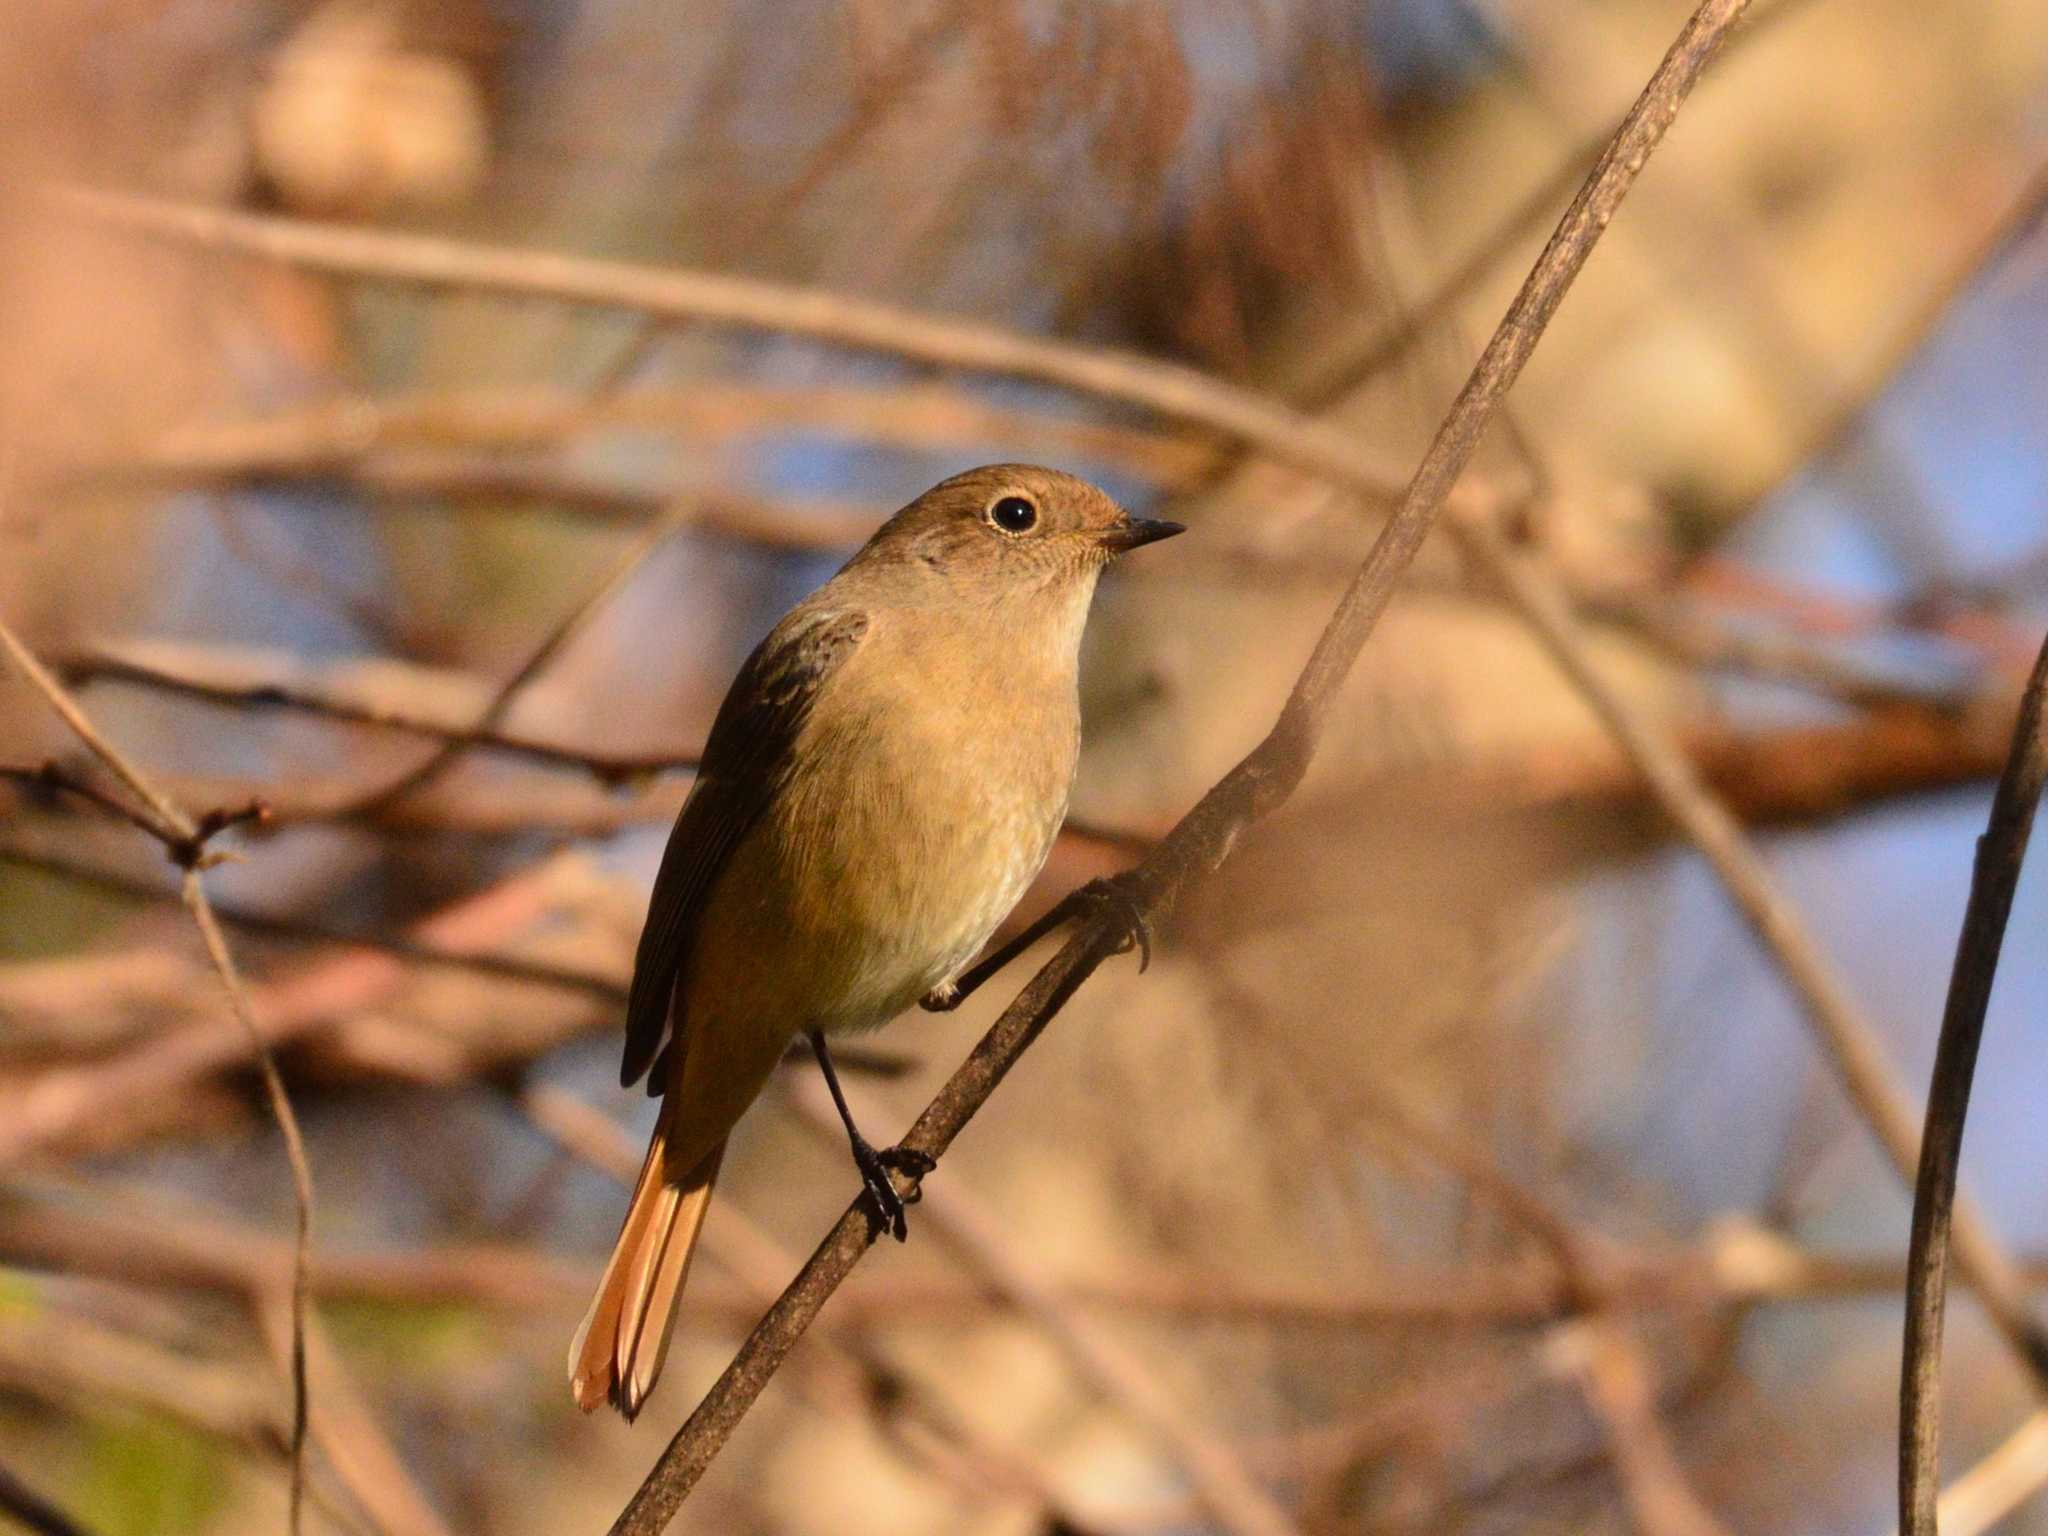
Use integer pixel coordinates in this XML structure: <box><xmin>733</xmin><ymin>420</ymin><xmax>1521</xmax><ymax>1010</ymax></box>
<box><xmin>95</xmin><ymin>384</ymin><xmax>1217</xmax><ymax>498</ymax></box>
<box><xmin>55</xmin><ymin>645</ymin><xmax>703</xmax><ymax>786</ymax></box>
<box><xmin>1899</xmin><ymin>624</ymin><xmax>2048</xmax><ymax>1534</ymax></box>
<box><xmin>184</xmin><ymin>870</ymin><xmax>318</xmax><ymax>1536</ymax></box>
<box><xmin>598</xmin><ymin>3</ymin><xmax>1752</xmax><ymax>1527</ymax></box>
<box><xmin>0</xmin><ymin>1462</ymin><xmax>97</xmax><ymax>1536</ymax></box>
<box><xmin>1547</xmin><ymin>1321</ymin><xmax>1734</xmax><ymax>1536</ymax></box>
<box><xmin>788</xmin><ymin>1074</ymin><xmax>1297</xmax><ymax>1536</ymax></box>
<box><xmin>0</xmin><ymin>613</ymin><xmax>316</xmax><ymax>1536</ymax></box>
<box><xmin>61</xmin><ymin>193</ymin><xmax>1418</xmax><ymax>505</ymax></box>
<box><xmin>327</xmin><ymin>510</ymin><xmax>692</xmax><ymax>821</ymax></box>
<box><xmin>1458</xmin><ymin>520</ymin><xmax>2048</xmax><ymax>1387</ymax></box>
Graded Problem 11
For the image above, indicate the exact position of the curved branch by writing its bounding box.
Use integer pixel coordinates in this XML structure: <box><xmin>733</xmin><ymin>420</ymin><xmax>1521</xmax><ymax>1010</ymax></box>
<box><xmin>1900</xmin><ymin>626</ymin><xmax>2048</xmax><ymax>1534</ymax></box>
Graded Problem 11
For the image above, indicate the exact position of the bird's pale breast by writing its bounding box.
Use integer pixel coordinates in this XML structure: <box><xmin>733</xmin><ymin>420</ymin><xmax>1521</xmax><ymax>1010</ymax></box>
<box><xmin>681</xmin><ymin>601</ymin><xmax>1081</xmax><ymax>1043</ymax></box>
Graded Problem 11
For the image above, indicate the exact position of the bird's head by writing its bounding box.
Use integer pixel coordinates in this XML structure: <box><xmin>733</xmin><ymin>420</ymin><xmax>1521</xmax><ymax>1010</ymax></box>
<box><xmin>853</xmin><ymin>463</ymin><xmax>1183</xmax><ymax>597</ymax></box>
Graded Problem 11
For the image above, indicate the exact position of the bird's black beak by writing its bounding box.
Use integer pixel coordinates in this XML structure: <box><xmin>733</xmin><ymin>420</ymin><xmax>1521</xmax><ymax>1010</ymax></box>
<box><xmin>1097</xmin><ymin>517</ymin><xmax>1186</xmax><ymax>554</ymax></box>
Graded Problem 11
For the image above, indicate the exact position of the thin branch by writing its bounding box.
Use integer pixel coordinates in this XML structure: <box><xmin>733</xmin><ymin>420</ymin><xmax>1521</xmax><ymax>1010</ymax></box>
<box><xmin>0</xmin><ymin>761</ymin><xmax>184</xmax><ymax>847</ymax></box>
<box><xmin>1900</xmin><ymin>624</ymin><xmax>2048</xmax><ymax>1535</ymax></box>
<box><xmin>184</xmin><ymin>870</ymin><xmax>317</xmax><ymax>1536</ymax></box>
<box><xmin>1587</xmin><ymin>588</ymin><xmax>1980</xmax><ymax>714</ymax></box>
<box><xmin>787</xmin><ymin>1075</ymin><xmax>1298</xmax><ymax>1536</ymax></box>
<box><xmin>0</xmin><ymin>614</ymin><xmax>315</xmax><ymax>1536</ymax></box>
<box><xmin>34</xmin><ymin>645</ymin><xmax>1160</xmax><ymax>862</ymax></box>
<box><xmin>17</xmin><ymin>701</ymin><xmax>2025</xmax><ymax>848</ymax></box>
<box><xmin>516</xmin><ymin>1085</ymin><xmax>1118</xmax><ymax>1535</ymax></box>
<box><xmin>97</xmin><ymin>384</ymin><xmax>1216</xmax><ymax>497</ymax></box>
<box><xmin>55</xmin><ymin>647</ymin><xmax>704</xmax><ymax>786</ymax></box>
<box><xmin>252</xmin><ymin>1290</ymin><xmax>454</xmax><ymax>1536</ymax></box>
<box><xmin>1722</xmin><ymin>161</ymin><xmax>2048</xmax><ymax>544</ymax></box>
<box><xmin>0</xmin><ymin>625</ymin><xmax>192</xmax><ymax>845</ymax></box>
<box><xmin>1457</xmin><ymin>519</ymin><xmax>2048</xmax><ymax>1387</ymax></box>
<box><xmin>0</xmin><ymin>1462</ymin><xmax>98</xmax><ymax>1536</ymax></box>
<box><xmin>604</xmin><ymin>4</ymin><xmax>1751</xmax><ymax>1528</ymax></box>
<box><xmin>62</xmin><ymin>192</ymin><xmax>1419</xmax><ymax>505</ymax></box>
<box><xmin>1901</xmin><ymin>1407</ymin><xmax>2048</xmax><ymax>1536</ymax></box>
<box><xmin>1546</xmin><ymin>1320</ymin><xmax>1734</xmax><ymax>1536</ymax></box>
<box><xmin>327</xmin><ymin>511</ymin><xmax>692</xmax><ymax>821</ymax></box>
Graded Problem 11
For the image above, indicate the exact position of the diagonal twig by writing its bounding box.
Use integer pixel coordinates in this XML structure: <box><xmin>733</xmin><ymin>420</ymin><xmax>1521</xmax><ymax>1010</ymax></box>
<box><xmin>787</xmin><ymin>1073</ymin><xmax>1298</xmax><ymax>1536</ymax></box>
<box><xmin>184</xmin><ymin>869</ymin><xmax>319</xmax><ymax>1536</ymax></box>
<box><xmin>325</xmin><ymin>510</ymin><xmax>693</xmax><ymax>821</ymax></box>
<box><xmin>1899</xmin><ymin>1406</ymin><xmax>2048</xmax><ymax>1536</ymax></box>
<box><xmin>1458</xmin><ymin>519</ymin><xmax>2048</xmax><ymax>1386</ymax></box>
<box><xmin>518</xmin><ymin>1084</ymin><xmax>1118</xmax><ymax>1534</ymax></box>
<box><xmin>0</xmin><ymin>1461</ymin><xmax>98</xmax><ymax>1536</ymax></box>
<box><xmin>1899</xmin><ymin>624</ymin><xmax>2048</xmax><ymax>1535</ymax></box>
<box><xmin>0</xmin><ymin>613</ymin><xmax>316</xmax><ymax>1536</ymax></box>
<box><xmin>600</xmin><ymin>4</ymin><xmax>1751</xmax><ymax>1529</ymax></box>
<box><xmin>1546</xmin><ymin>1320</ymin><xmax>1734</xmax><ymax>1536</ymax></box>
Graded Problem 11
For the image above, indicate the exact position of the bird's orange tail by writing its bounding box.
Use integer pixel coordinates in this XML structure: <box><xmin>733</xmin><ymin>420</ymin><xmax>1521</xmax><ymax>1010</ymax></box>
<box><xmin>569</xmin><ymin>1124</ymin><xmax>724</xmax><ymax>1420</ymax></box>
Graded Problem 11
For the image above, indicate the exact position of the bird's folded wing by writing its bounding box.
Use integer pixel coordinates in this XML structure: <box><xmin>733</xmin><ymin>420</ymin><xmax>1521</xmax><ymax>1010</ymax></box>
<box><xmin>619</xmin><ymin>604</ymin><xmax>871</xmax><ymax>1089</ymax></box>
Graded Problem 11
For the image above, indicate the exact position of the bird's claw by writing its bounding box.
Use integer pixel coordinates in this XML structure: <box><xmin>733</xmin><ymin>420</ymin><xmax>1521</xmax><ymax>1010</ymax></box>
<box><xmin>851</xmin><ymin>1136</ymin><xmax>933</xmax><ymax>1242</ymax></box>
<box><xmin>1081</xmin><ymin>875</ymin><xmax>1153</xmax><ymax>972</ymax></box>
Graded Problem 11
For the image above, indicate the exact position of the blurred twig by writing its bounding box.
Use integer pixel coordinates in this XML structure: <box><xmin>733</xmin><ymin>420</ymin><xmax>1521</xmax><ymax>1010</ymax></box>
<box><xmin>1900</xmin><ymin>1408</ymin><xmax>2048</xmax><ymax>1536</ymax></box>
<box><xmin>1460</xmin><ymin>520</ymin><xmax>2048</xmax><ymax>1388</ymax></box>
<box><xmin>788</xmin><ymin>1074</ymin><xmax>1298</xmax><ymax>1536</ymax></box>
<box><xmin>63</xmin><ymin>189</ymin><xmax>1418</xmax><ymax>505</ymax></box>
<box><xmin>1899</xmin><ymin>624</ymin><xmax>2048</xmax><ymax>1535</ymax></box>
<box><xmin>0</xmin><ymin>858</ymin><xmax>565</xmax><ymax>1164</ymax></box>
<box><xmin>55</xmin><ymin>645</ymin><xmax>704</xmax><ymax>787</ymax></box>
<box><xmin>1721</xmin><ymin>161</ymin><xmax>2048</xmax><ymax>546</ymax></box>
<box><xmin>185</xmin><ymin>870</ymin><xmax>317</xmax><ymax>1536</ymax></box>
<box><xmin>1545</xmin><ymin>1321</ymin><xmax>1733</xmax><ymax>1536</ymax></box>
<box><xmin>1214</xmin><ymin>0</ymin><xmax>1814</xmax><ymax>474</ymax></box>
<box><xmin>20</xmin><ymin>659</ymin><xmax>2027</xmax><ymax>845</ymax></box>
<box><xmin>95</xmin><ymin>384</ymin><xmax>1214</xmax><ymax>494</ymax></box>
<box><xmin>326</xmin><ymin>510</ymin><xmax>692</xmax><ymax>821</ymax></box>
<box><xmin>0</xmin><ymin>615</ymin><xmax>316</xmax><ymax>1536</ymax></box>
<box><xmin>517</xmin><ymin>1084</ymin><xmax>1121</xmax><ymax>1535</ymax></box>
<box><xmin>602</xmin><ymin>4</ymin><xmax>1751</xmax><ymax>1527</ymax></box>
<box><xmin>0</xmin><ymin>1462</ymin><xmax>96</xmax><ymax>1536</ymax></box>
<box><xmin>253</xmin><ymin>1292</ymin><xmax>455</xmax><ymax>1536</ymax></box>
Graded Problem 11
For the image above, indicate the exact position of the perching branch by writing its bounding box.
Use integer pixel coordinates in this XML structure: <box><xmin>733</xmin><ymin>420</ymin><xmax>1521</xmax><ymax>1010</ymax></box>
<box><xmin>1900</xmin><ymin>625</ymin><xmax>2048</xmax><ymax>1535</ymax></box>
<box><xmin>604</xmin><ymin>3</ymin><xmax>1752</xmax><ymax>1528</ymax></box>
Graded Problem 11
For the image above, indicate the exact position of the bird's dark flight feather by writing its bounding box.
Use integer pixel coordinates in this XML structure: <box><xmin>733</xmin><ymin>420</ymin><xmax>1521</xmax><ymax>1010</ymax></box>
<box><xmin>620</xmin><ymin>606</ymin><xmax>870</xmax><ymax>1090</ymax></box>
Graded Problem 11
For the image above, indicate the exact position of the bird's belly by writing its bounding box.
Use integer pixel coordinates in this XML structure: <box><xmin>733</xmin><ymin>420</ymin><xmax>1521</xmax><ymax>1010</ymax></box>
<box><xmin>687</xmin><ymin>749</ymin><xmax>1068</xmax><ymax>1038</ymax></box>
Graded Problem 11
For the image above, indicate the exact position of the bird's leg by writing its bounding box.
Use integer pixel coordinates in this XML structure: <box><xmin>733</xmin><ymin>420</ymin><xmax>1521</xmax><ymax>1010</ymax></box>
<box><xmin>808</xmin><ymin>1030</ymin><xmax>933</xmax><ymax>1242</ymax></box>
<box><xmin>920</xmin><ymin>871</ymin><xmax>1154</xmax><ymax>1013</ymax></box>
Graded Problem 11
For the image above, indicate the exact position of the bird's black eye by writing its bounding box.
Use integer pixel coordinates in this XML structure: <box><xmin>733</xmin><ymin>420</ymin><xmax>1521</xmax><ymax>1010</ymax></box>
<box><xmin>989</xmin><ymin>495</ymin><xmax>1038</xmax><ymax>533</ymax></box>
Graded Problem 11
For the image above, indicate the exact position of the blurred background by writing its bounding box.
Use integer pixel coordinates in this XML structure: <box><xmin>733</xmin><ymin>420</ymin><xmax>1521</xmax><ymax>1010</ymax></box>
<box><xmin>2</xmin><ymin>0</ymin><xmax>2047</xmax><ymax>1532</ymax></box>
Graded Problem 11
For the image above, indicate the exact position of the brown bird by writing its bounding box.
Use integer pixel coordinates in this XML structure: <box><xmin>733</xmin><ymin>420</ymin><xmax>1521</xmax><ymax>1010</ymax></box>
<box><xmin>571</xmin><ymin>464</ymin><xmax>1182</xmax><ymax>1417</ymax></box>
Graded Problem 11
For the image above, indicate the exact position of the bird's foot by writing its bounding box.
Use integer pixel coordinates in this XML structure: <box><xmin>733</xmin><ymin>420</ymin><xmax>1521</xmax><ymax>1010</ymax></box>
<box><xmin>851</xmin><ymin>1136</ymin><xmax>935</xmax><ymax>1242</ymax></box>
<box><xmin>1079</xmin><ymin>873</ymin><xmax>1154</xmax><ymax>972</ymax></box>
<box><xmin>919</xmin><ymin>979</ymin><xmax>959</xmax><ymax>1012</ymax></box>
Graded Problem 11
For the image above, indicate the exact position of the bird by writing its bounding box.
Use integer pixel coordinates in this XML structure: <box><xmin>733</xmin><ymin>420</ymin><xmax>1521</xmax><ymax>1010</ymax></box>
<box><xmin>570</xmin><ymin>463</ymin><xmax>1183</xmax><ymax>1418</ymax></box>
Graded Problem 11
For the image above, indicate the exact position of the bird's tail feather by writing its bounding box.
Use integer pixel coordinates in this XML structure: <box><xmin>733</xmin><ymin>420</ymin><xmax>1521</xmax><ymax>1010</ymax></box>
<box><xmin>569</xmin><ymin>1123</ymin><xmax>724</xmax><ymax>1420</ymax></box>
